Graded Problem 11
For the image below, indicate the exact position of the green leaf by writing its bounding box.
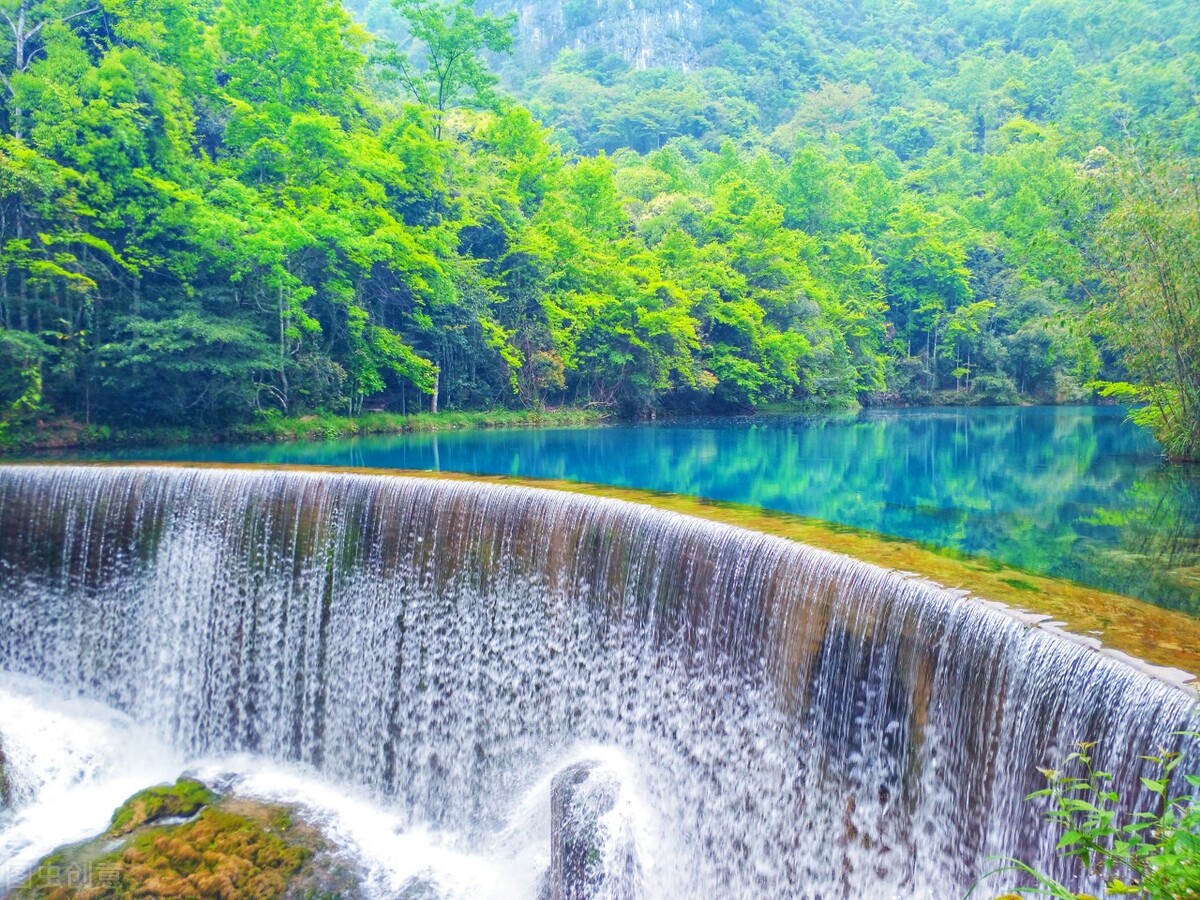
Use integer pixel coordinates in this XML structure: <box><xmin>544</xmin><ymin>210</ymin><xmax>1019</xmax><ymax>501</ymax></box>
<box><xmin>1140</xmin><ymin>777</ymin><xmax>1168</xmax><ymax>794</ymax></box>
<box><xmin>1056</xmin><ymin>830</ymin><xmax>1083</xmax><ymax>849</ymax></box>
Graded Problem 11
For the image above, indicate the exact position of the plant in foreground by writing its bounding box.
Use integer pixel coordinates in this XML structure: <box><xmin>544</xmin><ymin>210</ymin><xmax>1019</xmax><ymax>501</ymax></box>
<box><xmin>984</xmin><ymin>738</ymin><xmax>1200</xmax><ymax>899</ymax></box>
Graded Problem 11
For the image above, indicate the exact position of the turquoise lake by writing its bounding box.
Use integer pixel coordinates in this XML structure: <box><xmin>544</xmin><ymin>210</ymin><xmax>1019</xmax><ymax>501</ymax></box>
<box><xmin>47</xmin><ymin>405</ymin><xmax>1200</xmax><ymax>613</ymax></box>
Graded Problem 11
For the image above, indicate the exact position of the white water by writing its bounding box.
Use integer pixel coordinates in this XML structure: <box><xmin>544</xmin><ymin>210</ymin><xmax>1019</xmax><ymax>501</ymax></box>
<box><xmin>0</xmin><ymin>465</ymin><xmax>1195</xmax><ymax>897</ymax></box>
<box><xmin>0</xmin><ymin>674</ymin><xmax>180</xmax><ymax>888</ymax></box>
<box><xmin>0</xmin><ymin>673</ymin><xmax>655</xmax><ymax>898</ymax></box>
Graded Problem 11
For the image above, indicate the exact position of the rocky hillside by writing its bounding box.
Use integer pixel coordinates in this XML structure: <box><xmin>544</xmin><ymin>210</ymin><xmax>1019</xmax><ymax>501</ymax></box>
<box><xmin>350</xmin><ymin>0</ymin><xmax>818</xmax><ymax>81</ymax></box>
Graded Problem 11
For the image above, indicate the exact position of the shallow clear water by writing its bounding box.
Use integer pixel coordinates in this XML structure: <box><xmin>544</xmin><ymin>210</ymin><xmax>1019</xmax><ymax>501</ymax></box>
<box><xmin>49</xmin><ymin>406</ymin><xmax>1200</xmax><ymax>612</ymax></box>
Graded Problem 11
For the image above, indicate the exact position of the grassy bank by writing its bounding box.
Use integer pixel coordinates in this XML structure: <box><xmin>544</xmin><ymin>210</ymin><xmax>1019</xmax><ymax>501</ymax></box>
<box><xmin>0</xmin><ymin>408</ymin><xmax>607</xmax><ymax>453</ymax></box>
<box><xmin>225</xmin><ymin>408</ymin><xmax>606</xmax><ymax>442</ymax></box>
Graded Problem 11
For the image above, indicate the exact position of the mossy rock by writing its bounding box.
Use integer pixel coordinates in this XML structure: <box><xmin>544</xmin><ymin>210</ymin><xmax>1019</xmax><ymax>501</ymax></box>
<box><xmin>104</xmin><ymin>805</ymin><xmax>311</xmax><ymax>897</ymax></box>
<box><xmin>108</xmin><ymin>778</ymin><xmax>216</xmax><ymax>836</ymax></box>
<box><xmin>0</xmin><ymin>737</ymin><xmax>10</xmax><ymax>809</ymax></box>
<box><xmin>14</xmin><ymin>788</ymin><xmax>363</xmax><ymax>899</ymax></box>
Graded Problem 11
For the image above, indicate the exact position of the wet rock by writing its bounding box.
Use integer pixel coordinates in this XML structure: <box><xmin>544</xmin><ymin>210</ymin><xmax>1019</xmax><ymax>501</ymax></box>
<box><xmin>0</xmin><ymin>737</ymin><xmax>9</xmax><ymax>809</ymax></box>
<box><xmin>543</xmin><ymin>760</ymin><xmax>639</xmax><ymax>900</ymax></box>
<box><xmin>11</xmin><ymin>780</ymin><xmax>364</xmax><ymax>899</ymax></box>
<box><xmin>108</xmin><ymin>777</ymin><xmax>215</xmax><ymax>835</ymax></box>
<box><xmin>397</xmin><ymin>875</ymin><xmax>443</xmax><ymax>898</ymax></box>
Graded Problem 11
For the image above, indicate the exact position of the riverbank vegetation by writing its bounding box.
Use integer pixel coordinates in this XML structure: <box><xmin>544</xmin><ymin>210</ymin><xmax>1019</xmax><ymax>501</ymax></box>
<box><xmin>0</xmin><ymin>0</ymin><xmax>1197</xmax><ymax>456</ymax></box>
<box><xmin>1092</xmin><ymin>154</ymin><xmax>1200</xmax><ymax>463</ymax></box>
<box><xmin>0</xmin><ymin>406</ymin><xmax>602</xmax><ymax>451</ymax></box>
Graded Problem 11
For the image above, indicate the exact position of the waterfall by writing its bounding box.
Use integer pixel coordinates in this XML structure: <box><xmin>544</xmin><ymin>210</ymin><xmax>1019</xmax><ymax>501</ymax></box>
<box><xmin>0</xmin><ymin>464</ymin><xmax>1194</xmax><ymax>898</ymax></box>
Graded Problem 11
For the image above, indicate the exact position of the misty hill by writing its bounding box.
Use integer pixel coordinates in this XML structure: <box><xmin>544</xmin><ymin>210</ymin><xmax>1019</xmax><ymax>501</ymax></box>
<box><xmin>347</xmin><ymin>0</ymin><xmax>1200</xmax><ymax>154</ymax></box>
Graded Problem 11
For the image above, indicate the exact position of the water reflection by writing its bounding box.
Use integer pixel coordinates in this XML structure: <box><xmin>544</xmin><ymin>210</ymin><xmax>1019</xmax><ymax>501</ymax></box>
<box><xmin>49</xmin><ymin>406</ymin><xmax>1200</xmax><ymax>613</ymax></box>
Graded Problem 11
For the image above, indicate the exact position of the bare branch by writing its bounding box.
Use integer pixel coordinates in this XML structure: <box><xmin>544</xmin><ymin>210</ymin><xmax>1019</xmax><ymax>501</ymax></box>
<box><xmin>58</xmin><ymin>5</ymin><xmax>99</xmax><ymax>24</ymax></box>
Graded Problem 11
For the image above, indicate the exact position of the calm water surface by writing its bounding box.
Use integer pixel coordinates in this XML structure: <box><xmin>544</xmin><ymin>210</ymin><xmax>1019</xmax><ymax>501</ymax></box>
<box><xmin>45</xmin><ymin>406</ymin><xmax>1200</xmax><ymax>613</ymax></box>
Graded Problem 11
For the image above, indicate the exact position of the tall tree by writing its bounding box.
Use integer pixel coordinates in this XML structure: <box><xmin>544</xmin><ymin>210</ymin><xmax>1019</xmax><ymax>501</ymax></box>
<box><xmin>0</xmin><ymin>0</ymin><xmax>98</xmax><ymax>139</ymax></box>
<box><xmin>385</xmin><ymin>0</ymin><xmax>514</xmax><ymax>138</ymax></box>
<box><xmin>1092</xmin><ymin>147</ymin><xmax>1200</xmax><ymax>462</ymax></box>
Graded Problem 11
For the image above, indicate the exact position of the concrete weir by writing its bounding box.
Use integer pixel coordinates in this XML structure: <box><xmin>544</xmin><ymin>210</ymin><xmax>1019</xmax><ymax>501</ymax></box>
<box><xmin>0</xmin><ymin>465</ymin><xmax>1194</xmax><ymax>898</ymax></box>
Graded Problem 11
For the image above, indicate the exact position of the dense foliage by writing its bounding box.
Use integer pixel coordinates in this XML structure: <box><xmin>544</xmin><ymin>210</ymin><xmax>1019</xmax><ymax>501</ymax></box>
<box><xmin>1091</xmin><ymin>153</ymin><xmax>1200</xmax><ymax>462</ymax></box>
<box><xmin>0</xmin><ymin>0</ymin><xmax>1197</xmax><ymax>447</ymax></box>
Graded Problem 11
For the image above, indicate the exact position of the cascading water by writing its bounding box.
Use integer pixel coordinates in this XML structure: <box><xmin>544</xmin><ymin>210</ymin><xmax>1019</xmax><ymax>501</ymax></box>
<box><xmin>0</xmin><ymin>464</ymin><xmax>1194</xmax><ymax>898</ymax></box>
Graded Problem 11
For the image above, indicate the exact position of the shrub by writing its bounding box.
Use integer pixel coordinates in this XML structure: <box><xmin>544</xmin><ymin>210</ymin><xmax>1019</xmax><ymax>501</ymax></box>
<box><xmin>988</xmin><ymin>739</ymin><xmax>1200</xmax><ymax>899</ymax></box>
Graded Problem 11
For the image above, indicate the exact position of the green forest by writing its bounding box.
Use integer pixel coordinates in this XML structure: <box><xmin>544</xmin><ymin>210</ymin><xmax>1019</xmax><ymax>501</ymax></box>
<box><xmin>0</xmin><ymin>0</ymin><xmax>1197</xmax><ymax>457</ymax></box>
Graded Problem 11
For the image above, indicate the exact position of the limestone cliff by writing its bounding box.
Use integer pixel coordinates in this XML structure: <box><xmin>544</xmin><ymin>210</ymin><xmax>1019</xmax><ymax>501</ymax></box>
<box><xmin>483</xmin><ymin>0</ymin><xmax>713</xmax><ymax>71</ymax></box>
